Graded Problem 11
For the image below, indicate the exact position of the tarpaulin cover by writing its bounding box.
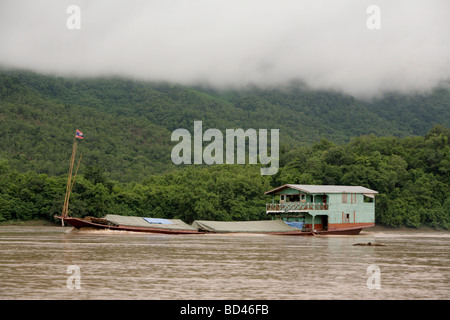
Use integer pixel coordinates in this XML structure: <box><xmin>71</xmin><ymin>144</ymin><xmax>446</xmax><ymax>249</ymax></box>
<box><xmin>284</xmin><ymin>221</ymin><xmax>304</xmax><ymax>229</ymax></box>
<box><xmin>104</xmin><ymin>214</ymin><xmax>197</xmax><ymax>230</ymax></box>
<box><xmin>191</xmin><ymin>220</ymin><xmax>301</xmax><ymax>233</ymax></box>
<box><xmin>143</xmin><ymin>217</ymin><xmax>172</xmax><ymax>224</ymax></box>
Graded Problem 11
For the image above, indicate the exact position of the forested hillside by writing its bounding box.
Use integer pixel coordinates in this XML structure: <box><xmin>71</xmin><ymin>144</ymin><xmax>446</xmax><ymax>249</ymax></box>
<box><xmin>2</xmin><ymin>70</ymin><xmax>450</xmax><ymax>181</ymax></box>
<box><xmin>0</xmin><ymin>70</ymin><xmax>449</xmax><ymax>228</ymax></box>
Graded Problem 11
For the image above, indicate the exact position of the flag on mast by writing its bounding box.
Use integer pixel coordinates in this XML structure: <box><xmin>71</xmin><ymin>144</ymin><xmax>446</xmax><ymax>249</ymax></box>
<box><xmin>75</xmin><ymin>129</ymin><xmax>84</xmax><ymax>139</ymax></box>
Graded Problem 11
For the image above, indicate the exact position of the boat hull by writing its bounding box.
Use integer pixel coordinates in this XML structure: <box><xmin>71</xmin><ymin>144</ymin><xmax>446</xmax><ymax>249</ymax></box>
<box><xmin>269</xmin><ymin>224</ymin><xmax>373</xmax><ymax>236</ymax></box>
<box><xmin>59</xmin><ymin>217</ymin><xmax>204</xmax><ymax>235</ymax></box>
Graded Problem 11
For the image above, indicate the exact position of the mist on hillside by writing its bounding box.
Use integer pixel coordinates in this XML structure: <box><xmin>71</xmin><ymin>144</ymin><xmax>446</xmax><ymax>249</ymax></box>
<box><xmin>1</xmin><ymin>0</ymin><xmax>449</xmax><ymax>99</ymax></box>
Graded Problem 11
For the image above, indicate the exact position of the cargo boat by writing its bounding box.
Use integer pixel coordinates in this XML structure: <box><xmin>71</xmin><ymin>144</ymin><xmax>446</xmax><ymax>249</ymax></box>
<box><xmin>60</xmin><ymin>215</ymin><xmax>204</xmax><ymax>235</ymax></box>
<box><xmin>58</xmin><ymin>213</ymin><xmax>373</xmax><ymax>236</ymax></box>
<box><xmin>56</xmin><ymin>131</ymin><xmax>377</xmax><ymax>236</ymax></box>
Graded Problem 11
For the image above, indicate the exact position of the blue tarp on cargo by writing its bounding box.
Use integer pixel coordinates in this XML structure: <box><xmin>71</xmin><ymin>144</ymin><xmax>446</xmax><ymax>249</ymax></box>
<box><xmin>143</xmin><ymin>217</ymin><xmax>173</xmax><ymax>225</ymax></box>
<box><xmin>284</xmin><ymin>221</ymin><xmax>304</xmax><ymax>229</ymax></box>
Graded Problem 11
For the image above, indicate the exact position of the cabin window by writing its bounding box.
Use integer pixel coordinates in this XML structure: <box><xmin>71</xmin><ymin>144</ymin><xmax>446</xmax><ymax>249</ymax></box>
<box><xmin>300</xmin><ymin>194</ymin><xmax>306</xmax><ymax>202</ymax></box>
<box><xmin>280</xmin><ymin>195</ymin><xmax>286</xmax><ymax>202</ymax></box>
<box><xmin>287</xmin><ymin>194</ymin><xmax>300</xmax><ymax>202</ymax></box>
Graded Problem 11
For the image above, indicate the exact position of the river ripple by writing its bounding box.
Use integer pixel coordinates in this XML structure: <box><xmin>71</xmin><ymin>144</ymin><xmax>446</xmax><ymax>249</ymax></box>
<box><xmin>0</xmin><ymin>226</ymin><xmax>449</xmax><ymax>300</ymax></box>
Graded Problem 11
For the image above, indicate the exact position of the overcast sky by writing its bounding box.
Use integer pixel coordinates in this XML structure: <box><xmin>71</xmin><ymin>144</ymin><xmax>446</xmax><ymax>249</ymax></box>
<box><xmin>1</xmin><ymin>0</ymin><xmax>449</xmax><ymax>99</ymax></box>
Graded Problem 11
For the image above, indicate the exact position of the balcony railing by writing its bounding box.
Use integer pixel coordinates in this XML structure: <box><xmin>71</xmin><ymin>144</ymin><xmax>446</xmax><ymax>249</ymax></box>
<box><xmin>266</xmin><ymin>202</ymin><xmax>329</xmax><ymax>213</ymax></box>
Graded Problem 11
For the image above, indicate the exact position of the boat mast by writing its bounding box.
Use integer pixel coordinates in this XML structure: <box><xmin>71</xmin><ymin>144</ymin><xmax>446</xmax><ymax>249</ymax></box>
<box><xmin>61</xmin><ymin>130</ymin><xmax>83</xmax><ymax>226</ymax></box>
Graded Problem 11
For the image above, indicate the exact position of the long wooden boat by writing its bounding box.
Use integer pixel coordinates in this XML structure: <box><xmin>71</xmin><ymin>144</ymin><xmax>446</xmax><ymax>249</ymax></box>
<box><xmin>58</xmin><ymin>216</ymin><xmax>371</xmax><ymax>236</ymax></box>
<box><xmin>58</xmin><ymin>216</ymin><xmax>204</xmax><ymax>235</ymax></box>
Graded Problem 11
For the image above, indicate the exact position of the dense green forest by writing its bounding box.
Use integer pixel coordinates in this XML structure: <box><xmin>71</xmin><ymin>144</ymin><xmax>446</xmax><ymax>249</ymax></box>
<box><xmin>1</xmin><ymin>70</ymin><xmax>449</xmax><ymax>181</ymax></box>
<box><xmin>0</xmin><ymin>70</ymin><xmax>449</xmax><ymax>228</ymax></box>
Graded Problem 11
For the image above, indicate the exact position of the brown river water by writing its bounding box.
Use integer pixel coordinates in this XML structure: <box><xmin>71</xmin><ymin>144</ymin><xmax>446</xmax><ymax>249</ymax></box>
<box><xmin>0</xmin><ymin>226</ymin><xmax>448</xmax><ymax>300</ymax></box>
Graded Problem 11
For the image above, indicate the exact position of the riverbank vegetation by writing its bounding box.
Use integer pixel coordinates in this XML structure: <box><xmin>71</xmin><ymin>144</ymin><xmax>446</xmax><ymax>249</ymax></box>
<box><xmin>0</xmin><ymin>126</ymin><xmax>448</xmax><ymax>229</ymax></box>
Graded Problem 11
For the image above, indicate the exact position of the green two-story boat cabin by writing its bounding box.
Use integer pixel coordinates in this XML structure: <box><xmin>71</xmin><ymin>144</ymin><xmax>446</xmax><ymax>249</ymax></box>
<box><xmin>265</xmin><ymin>184</ymin><xmax>378</xmax><ymax>234</ymax></box>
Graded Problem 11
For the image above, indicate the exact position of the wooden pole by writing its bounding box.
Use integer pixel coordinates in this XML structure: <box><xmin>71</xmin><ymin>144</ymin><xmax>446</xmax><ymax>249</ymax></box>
<box><xmin>64</xmin><ymin>153</ymin><xmax>82</xmax><ymax>220</ymax></box>
<box><xmin>61</xmin><ymin>138</ymin><xmax>78</xmax><ymax>224</ymax></box>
